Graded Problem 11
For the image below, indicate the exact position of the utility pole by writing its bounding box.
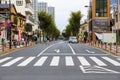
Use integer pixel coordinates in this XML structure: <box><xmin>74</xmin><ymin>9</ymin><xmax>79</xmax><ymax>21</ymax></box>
<box><xmin>9</xmin><ymin>0</ymin><xmax>12</xmax><ymax>49</ymax></box>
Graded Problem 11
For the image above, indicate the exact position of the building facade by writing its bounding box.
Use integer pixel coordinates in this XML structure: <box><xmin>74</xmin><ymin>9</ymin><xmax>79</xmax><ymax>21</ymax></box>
<box><xmin>48</xmin><ymin>7</ymin><xmax>55</xmax><ymax>20</ymax></box>
<box><xmin>114</xmin><ymin>0</ymin><xmax>120</xmax><ymax>43</ymax></box>
<box><xmin>38</xmin><ymin>2</ymin><xmax>48</xmax><ymax>12</ymax></box>
<box><xmin>89</xmin><ymin>0</ymin><xmax>110</xmax><ymax>41</ymax></box>
<box><xmin>31</xmin><ymin>0</ymin><xmax>38</xmax><ymax>23</ymax></box>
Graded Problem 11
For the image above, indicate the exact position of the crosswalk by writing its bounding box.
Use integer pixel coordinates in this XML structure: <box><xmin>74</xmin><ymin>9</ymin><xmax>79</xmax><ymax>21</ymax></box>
<box><xmin>0</xmin><ymin>56</ymin><xmax>120</xmax><ymax>67</ymax></box>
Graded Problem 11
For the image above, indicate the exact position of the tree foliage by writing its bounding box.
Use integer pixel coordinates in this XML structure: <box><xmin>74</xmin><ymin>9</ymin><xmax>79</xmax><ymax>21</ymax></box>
<box><xmin>38</xmin><ymin>11</ymin><xmax>60</xmax><ymax>39</ymax></box>
<box><xmin>65</xmin><ymin>11</ymin><xmax>82</xmax><ymax>38</ymax></box>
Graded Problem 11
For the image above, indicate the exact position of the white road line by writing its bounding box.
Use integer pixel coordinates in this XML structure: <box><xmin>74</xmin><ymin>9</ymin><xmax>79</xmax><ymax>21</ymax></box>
<box><xmin>0</xmin><ymin>57</ymin><xmax>12</xmax><ymax>63</ymax></box>
<box><xmin>42</xmin><ymin>54</ymin><xmax>109</xmax><ymax>56</ymax></box>
<box><xmin>68</xmin><ymin>44</ymin><xmax>76</xmax><ymax>55</ymax></box>
<box><xmin>1</xmin><ymin>57</ymin><xmax>23</xmax><ymax>67</ymax></box>
<box><xmin>86</xmin><ymin>49</ymin><xmax>95</xmax><ymax>54</ymax></box>
<box><xmin>90</xmin><ymin>57</ymin><xmax>107</xmax><ymax>66</ymax></box>
<box><xmin>102</xmin><ymin>57</ymin><xmax>120</xmax><ymax>66</ymax></box>
<box><xmin>50</xmin><ymin>56</ymin><xmax>60</xmax><ymax>66</ymax></box>
<box><xmin>34</xmin><ymin>56</ymin><xmax>48</xmax><ymax>66</ymax></box>
<box><xmin>78</xmin><ymin>57</ymin><xmax>91</xmax><ymax>66</ymax></box>
<box><xmin>65</xmin><ymin>56</ymin><xmax>74</xmax><ymax>66</ymax></box>
<box><xmin>37</xmin><ymin>42</ymin><xmax>63</xmax><ymax>57</ymax></box>
<box><xmin>17</xmin><ymin>57</ymin><xmax>35</xmax><ymax>67</ymax></box>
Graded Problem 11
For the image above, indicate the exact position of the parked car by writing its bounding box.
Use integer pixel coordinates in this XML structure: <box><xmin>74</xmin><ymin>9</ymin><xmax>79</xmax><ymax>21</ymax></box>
<box><xmin>68</xmin><ymin>36</ymin><xmax>78</xmax><ymax>43</ymax></box>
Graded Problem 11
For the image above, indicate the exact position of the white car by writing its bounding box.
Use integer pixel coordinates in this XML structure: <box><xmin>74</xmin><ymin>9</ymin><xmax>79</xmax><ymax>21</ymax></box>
<box><xmin>69</xmin><ymin>36</ymin><xmax>78</xmax><ymax>43</ymax></box>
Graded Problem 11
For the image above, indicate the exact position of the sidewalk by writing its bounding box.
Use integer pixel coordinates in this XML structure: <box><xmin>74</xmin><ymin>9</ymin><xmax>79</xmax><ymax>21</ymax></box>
<box><xmin>0</xmin><ymin>42</ymin><xmax>34</xmax><ymax>56</ymax></box>
<box><xmin>87</xmin><ymin>42</ymin><xmax>120</xmax><ymax>56</ymax></box>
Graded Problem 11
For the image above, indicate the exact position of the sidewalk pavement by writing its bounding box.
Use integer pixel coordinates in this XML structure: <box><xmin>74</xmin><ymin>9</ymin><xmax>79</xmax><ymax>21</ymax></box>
<box><xmin>87</xmin><ymin>42</ymin><xmax>120</xmax><ymax>56</ymax></box>
<box><xmin>0</xmin><ymin>42</ymin><xmax>35</xmax><ymax>56</ymax></box>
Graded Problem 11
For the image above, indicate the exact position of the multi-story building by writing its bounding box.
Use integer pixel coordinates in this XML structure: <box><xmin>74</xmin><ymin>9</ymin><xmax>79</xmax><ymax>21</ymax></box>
<box><xmin>48</xmin><ymin>7</ymin><xmax>55</xmax><ymax>20</ymax></box>
<box><xmin>115</xmin><ymin>0</ymin><xmax>120</xmax><ymax>43</ymax></box>
<box><xmin>38</xmin><ymin>2</ymin><xmax>48</xmax><ymax>12</ymax></box>
<box><xmin>0</xmin><ymin>0</ymin><xmax>34</xmax><ymax>40</ymax></box>
<box><xmin>31</xmin><ymin>0</ymin><xmax>38</xmax><ymax>23</ymax></box>
<box><xmin>88</xmin><ymin>0</ymin><xmax>110</xmax><ymax>41</ymax></box>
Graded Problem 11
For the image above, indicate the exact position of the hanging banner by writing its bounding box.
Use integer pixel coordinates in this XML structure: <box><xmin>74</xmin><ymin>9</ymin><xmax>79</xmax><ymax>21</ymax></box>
<box><xmin>18</xmin><ymin>29</ymin><xmax>22</xmax><ymax>41</ymax></box>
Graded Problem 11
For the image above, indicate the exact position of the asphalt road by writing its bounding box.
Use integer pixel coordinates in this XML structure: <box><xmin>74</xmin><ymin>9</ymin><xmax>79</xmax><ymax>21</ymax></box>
<box><xmin>0</xmin><ymin>40</ymin><xmax>120</xmax><ymax>80</ymax></box>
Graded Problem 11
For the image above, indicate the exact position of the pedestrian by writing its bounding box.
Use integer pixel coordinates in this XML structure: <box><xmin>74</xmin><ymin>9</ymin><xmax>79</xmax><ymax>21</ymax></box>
<box><xmin>33</xmin><ymin>36</ymin><xmax>37</xmax><ymax>44</ymax></box>
<box><xmin>25</xmin><ymin>36</ymin><xmax>28</xmax><ymax>46</ymax></box>
<box><xmin>1</xmin><ymin>38</ymin><xmax>5</xmax><ymax>52</ymax></box>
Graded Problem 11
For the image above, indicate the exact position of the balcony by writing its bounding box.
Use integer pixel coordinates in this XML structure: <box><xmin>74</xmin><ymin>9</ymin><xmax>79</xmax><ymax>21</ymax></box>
<box><xmin>25</xmin><ymin>4</ymin><xmax>33</xmax><ymax>15</ymax></box>
<box><xmin>26</xmin><ymin>16</ymin><xmax>34</xmax><ymax>26</ymax></box>
<box><xmin>25</xmin><ymin>0</ymin><xmax>32</xmax><ymax>3</ymax></box>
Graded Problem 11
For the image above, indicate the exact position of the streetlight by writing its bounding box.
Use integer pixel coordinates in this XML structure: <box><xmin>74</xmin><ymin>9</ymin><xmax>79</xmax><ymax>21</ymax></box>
<box><xmin>85</xmin><ymin>5</ymin><xmax>93</xmax><ymax>44</ymax></box>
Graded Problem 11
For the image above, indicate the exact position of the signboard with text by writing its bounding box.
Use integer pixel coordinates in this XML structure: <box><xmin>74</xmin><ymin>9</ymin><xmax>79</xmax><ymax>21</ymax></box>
<box><xmin>93</xmin><ymin>18</ymin><xmax>110</xmax><ymax>32</ymax></box>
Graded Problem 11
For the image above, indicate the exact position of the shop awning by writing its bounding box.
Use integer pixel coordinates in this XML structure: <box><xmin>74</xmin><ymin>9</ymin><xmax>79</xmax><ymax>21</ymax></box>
<box><xmin>95</xmin><ymin>32</ymin><xmax>103</xmax><ymax>40</ymax></box>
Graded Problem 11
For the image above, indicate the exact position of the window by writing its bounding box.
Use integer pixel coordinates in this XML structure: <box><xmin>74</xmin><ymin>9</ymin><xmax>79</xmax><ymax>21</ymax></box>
<box><xmin>96</xmin><ymin>0</ymin><xmax>108</xmax><ymax>17</ymax></box>
<box><xmin>0</xmin><ymin>0</ymin><xmax>1</xmax><ymax>4</ymax></box>
<box><xmin>16</xmin><ymin>0</ymin><xmax>23</xmax><ymax>6</ymax></box>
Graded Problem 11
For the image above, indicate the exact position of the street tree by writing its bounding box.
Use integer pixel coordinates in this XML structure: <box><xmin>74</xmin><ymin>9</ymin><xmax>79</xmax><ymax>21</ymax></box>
<box><xmin>68</xmin><ymin>11</ymin><xmax>83</xmax><ymax>36</ymax></box>
<box><xmin>38</xmin><ymin>11</ymin><xmax>60</xmax><ymax>40</ymax></box>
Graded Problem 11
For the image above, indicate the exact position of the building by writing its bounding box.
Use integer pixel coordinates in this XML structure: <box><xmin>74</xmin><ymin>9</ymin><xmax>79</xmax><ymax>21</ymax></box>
<box><xmin>48</xmin><ymin>7</ymin><xmax>55</xmax><ymax>20</ymax></box>
<box><xmin>114</xmin><ymin>0</ymin><xmax>120</xmax><ymax>43</ymax></box>
<box><xmin>31</xmin><ymin>0</ymin><xmax>38</xmax><ymax>23</ymax></box>
<box><xmin>88</xmin><ymin>0</ymin><xmax>110</xmax><ymax>41</ymax></box>
<box><xmin>0</xmin><ymin>0</ymin><xmax>34</xmax><ymax>41</ymax></box>
<box><xmin>0</xmin><ymin>4</ymin><xmax>26</xmax><ymax>42</ymax></box>
<box><xmin>38</xmin><ymin>2</ymin><xmax>48</xmax><ymax>12</ymax></box>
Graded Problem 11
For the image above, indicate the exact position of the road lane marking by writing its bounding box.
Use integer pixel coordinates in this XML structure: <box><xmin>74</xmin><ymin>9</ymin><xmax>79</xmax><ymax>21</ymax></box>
<box><xmin>34</xmin><ymin>56</ymin><xmax>48</xmax><ymax>66</ymax></box>
<box><xmin>17</xmin><ymin>57</ymin><xmax>35</xmax><ymax>66</ymax></box>
<box><xmin>42</xmin><ymin>54</ymin><xmax>109</xmax><ymax>56</ymax></box>
<box><xmin>50</xmin><ymin>56</ymin><xmax>60</xmax><ymax>66</ymax></box>
<box><xmin>68</xmin><ymin>44</ymin><xmax>76</xmax><ymax>55</ymax></box>
<box><xmin>0</xmin><ymin>57</ymin><xmax>12</xmax><ymax>63</ymax></box>
<box><xmin>90</xmin><ymin>57</ymin><xmax>107</xmax><ymax>66</ymax></box>
<box><xmin>102</xmin><ymin>57</ymin><xmax>120</xmax><ymax>66</ymax></box>
<box><xmin>80</xmin><ymin>65</ymin><xmax>120</xmax><ymax>74</ymax></box>
<box><xmin>78</xmin><ymin>57</ymin><xmax>91</xmax><ymax>66</ymax></box>
<box><xmin>37</xmin><ymin>42</ymin><xmax>63</xmax><ymax>57</ymax></box>
<box><xmin>1</xmin><ymin>57</ymin><xmax>23</xmax><ymax>67</ymax></box>
<box><xmin>65</xmin><ymin>56</ymin><xmax>74</xmax><ymax>66</ymax></box>
<box><xmin>86</xmin><ymin>49</ymin><xmax>95</xmax><ymax>54</ymax></box>
<box><xmin>54</xmin><ymin>49</ymin><xmax>60</xmax><ymax>53</ymax></box>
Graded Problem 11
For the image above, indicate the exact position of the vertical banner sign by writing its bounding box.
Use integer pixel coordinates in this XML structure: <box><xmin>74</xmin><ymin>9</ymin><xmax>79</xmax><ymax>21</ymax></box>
<box><xmin>18</xmin><ymin>29</ymin><xmax>22</xmax><ymax>41</ymax></box>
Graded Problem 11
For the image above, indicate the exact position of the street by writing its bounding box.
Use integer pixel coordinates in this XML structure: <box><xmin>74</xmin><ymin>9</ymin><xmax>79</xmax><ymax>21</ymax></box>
<box><xmin>0</xmin><ymin>41</ymin><xmax>120</xmax><ymax>80</ymax></box>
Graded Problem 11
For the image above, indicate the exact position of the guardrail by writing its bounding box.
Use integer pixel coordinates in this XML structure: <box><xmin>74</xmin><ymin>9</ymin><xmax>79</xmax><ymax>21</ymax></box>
<box><xmin>89</xmin><ymin>41</ymin><xmax>120</xmax><ymax>55</ymax></box>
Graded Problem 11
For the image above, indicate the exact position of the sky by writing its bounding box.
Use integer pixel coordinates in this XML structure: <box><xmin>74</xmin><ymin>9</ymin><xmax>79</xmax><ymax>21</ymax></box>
<box><xmin>38</xmin><ymin>0</ymin><xmax>89</xmax><ymax>31</ymax></box>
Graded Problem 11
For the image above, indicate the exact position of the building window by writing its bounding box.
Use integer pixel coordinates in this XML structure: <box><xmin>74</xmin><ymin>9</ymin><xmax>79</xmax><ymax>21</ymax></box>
<box><xmin>116</xmin><ymin>14</ymin><xmax>118</xmax><ymax>22</ymax></box>
<box><xmin>16</xmin><ymin>0</ymin><xmax>23</xmax><ymax>6</ymax></box>
<box><xmin>96</xmin><ymin>0</ymin><xmax>108</xmax><ymax>17</ymax></box>
<box><xmin>5</xmin><ymin>1</ymin><xmax>7</xmax><ymax>4</ymax></box>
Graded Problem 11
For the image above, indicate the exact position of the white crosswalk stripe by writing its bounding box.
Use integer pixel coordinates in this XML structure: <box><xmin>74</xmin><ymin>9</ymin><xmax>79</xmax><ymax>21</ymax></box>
<box><xmin>0</xmin><ymin>56</ymin><xmax>120</xmax><ymax>67</ymax></box>
<box><xmin>50</xmin><ymin>56</ymin><xmax>60</xmax><ymax>66</ymax></box>
<box><xmin>102</xmin><ymin>57</ymin><xmax>120</xmax><ymax>66</ymax></box>
<box><xmin>17</xmin><ymin>57</ymin><xmax>35</xmax><ymax>66</ymax></box>
<box><xmin>1</xmin><ymin>57</ymin><xmax>24</xmax><ymax>67</ymax></box>
<box><xmin>65</xmin><ymin>56</ymin><xmax>74</xmax><ymax>66</ymax></box>
<box><xmin>78</xmin><ymin>57</ymin><xmax>91</xmax><ymax>66</ymax></box>
<box><xmin>90</xmin><ymin>57</ymin><xmax>107</xmax><ymax>66</ymax></box>
<box><xmin>0</xmin><ymin>57</ymin><xmax>12</xmax><ymax>63</ymax></box>
<box><xmin>34</xmin><ymin>56</ymin><xmax>48</xmax><ymax>66</ymax></box>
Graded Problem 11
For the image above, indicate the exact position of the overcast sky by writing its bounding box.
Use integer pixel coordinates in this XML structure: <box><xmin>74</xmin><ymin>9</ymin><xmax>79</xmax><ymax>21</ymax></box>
<box><xmin>38</xmin><ymin>0</ymin><xmax>89</xmax><ymax>31</ymax></box>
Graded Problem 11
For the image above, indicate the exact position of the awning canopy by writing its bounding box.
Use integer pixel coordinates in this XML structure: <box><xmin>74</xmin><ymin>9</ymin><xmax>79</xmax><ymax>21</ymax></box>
<box><xmin>95</xmin><ymin>32</ymin><xmax>103</xmax><ymax>40</ymax></box>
